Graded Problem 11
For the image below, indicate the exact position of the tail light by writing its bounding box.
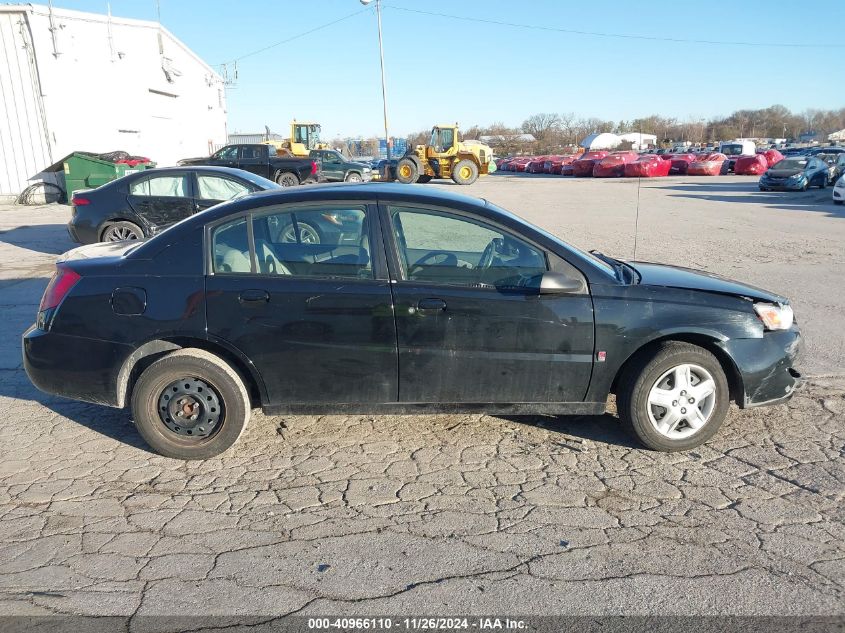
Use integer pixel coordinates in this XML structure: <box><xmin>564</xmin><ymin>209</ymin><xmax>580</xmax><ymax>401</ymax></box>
<box><xmin>311</xmin><ymin>161</ymin><xmax>318</xmax><ymax>175</ymax></box>
<box><xmin>37</xmin><ymin>265</ymin><xmax>80</xmax><ymax>329</ymax></box>
<box><xmin>72</xmin><ymin>196</ymin><xmax>90</xmax><ymax>206</ymax></box>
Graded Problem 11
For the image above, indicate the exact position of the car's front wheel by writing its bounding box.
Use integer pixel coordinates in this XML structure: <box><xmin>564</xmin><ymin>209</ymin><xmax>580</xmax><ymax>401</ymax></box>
<box><xmin>617</xmin><ymin>342</ymin><xmax>729</xmax><ymax>451</ymax></box>
<box><xmin>131</xmin><ymin>349</ymin><xmax>251</xmax><ymax>459</ymax></box>
<box><xmin>345</xmin><ymin>172</ymin><xmax>363</xmax><ymax>182</ymax></box>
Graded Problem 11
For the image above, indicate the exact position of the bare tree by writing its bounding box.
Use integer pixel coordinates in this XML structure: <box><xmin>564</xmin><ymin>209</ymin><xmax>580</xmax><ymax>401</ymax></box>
<box><xmin>522</xmin><ymin>113</ymin><xmax>561</xmax><ymax>142</ymax></box>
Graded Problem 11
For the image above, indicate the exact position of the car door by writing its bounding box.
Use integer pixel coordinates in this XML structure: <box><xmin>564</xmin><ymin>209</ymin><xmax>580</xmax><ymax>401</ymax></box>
<box><xmin>237</xmin><ymin>145</ymin><xmax>269</xmax><ymax>177</ymax></box>
<box><xmin>127</xmin><ymin>172</ymin><xmax>194</xmax><ymax>230</ymax></box>
<box><xmin>312</xmin><ymin>150</ymin><xmax>343</xmax><ymax>182</ymax></box>
<box><xmin>205</xmin><ymin>201</ymin><xmax>398</xmax><ymax>406</ymax></box>
<box><xmin>207</xmin><ymin>145</ymin><xmax>239</xmax><ymax>168</ymax></box>
<box><xmin>194</xmin><ymin>173</ymin><xmax>256</xmax><ymax>213</ymax></box>
<box><xmin>380</xmin><ymin>203</ymin><xmax>594</xmax><ymax>404</ymax></box>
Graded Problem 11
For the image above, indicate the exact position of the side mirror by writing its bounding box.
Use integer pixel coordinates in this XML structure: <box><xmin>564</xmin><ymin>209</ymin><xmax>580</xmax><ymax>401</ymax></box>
<box><xmin>539</xmin><ymin>271</ymin><xmax>584</xmax><ymax>295</ymax></box>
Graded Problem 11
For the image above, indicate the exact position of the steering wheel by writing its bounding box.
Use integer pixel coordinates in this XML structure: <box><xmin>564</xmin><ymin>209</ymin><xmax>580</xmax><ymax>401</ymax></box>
<box><xmin>408</xmin><ymin>250</ymin><xmax>458</xmax><ymax>277</ymax></box>
<box><xmin>477</xmin><ymin>238</ymin><xmax>502</xmax><ymax>271</ymax></box>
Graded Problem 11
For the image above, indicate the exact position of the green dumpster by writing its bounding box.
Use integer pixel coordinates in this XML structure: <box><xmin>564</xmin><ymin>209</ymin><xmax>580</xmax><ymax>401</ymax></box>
<box><xmin>63</xmin><ymin>152</ymin><xmax>154</xmax><ymax>198</ymax></box>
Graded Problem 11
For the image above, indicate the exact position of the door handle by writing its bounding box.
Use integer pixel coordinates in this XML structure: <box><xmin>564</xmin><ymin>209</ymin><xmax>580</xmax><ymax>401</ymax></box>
<box><xmin>417</xmin><ymin>298</ymin><xmax>447</xmax><ymax>313</ymax></box>
<box><xmin>239</xmin><ymin>289</ymin><xmax>269</xmax><ymax>303</ymax></box>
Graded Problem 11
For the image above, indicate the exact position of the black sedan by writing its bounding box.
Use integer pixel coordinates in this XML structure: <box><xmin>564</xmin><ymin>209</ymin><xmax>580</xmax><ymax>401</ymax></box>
<box><xmin>67</xmin><ymin>166</ymin><xmax>282</xmax><ymax>244</ymax></box>
<box><xmin>25</xmin><ymin>184</ymin><xmax>802</xmax><ymax>459</ymax></box>
<box><xmin>758</xmin><ymin>156</ymin><xmax>830</xmax><ymax>191</ymax></box>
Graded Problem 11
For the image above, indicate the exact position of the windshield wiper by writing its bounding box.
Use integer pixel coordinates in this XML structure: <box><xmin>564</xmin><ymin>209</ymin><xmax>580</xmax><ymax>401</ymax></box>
<box><xmin>590</xmin><ymin>250</ymin><xmax>625</xmax><ymax>281</ymax></box>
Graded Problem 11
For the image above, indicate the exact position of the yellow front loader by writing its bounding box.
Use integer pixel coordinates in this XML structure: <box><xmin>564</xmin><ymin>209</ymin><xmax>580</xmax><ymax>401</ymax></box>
<box><xmin>263</xmin><ymin>121</ymin><xmax>329</xmax><ymax>157</ymax></box>
<box><xmin>395</xmin><ymin>125</ymin><xmax>493</xmax><ymax>185</ymax></box>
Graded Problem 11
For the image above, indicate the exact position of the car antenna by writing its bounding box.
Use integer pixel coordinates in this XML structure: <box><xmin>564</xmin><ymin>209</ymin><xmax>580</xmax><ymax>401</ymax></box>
<box><xmin>632</xmin><ymin>130</ymin><xmax>643</xmax><ymax>260</ymax></box>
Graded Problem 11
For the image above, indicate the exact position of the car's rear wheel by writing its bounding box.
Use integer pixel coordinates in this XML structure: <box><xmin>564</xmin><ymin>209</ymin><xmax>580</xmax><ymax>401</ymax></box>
<box><xmin>102</xmin><ymin>221</ymin><xmax>143</xmax><ymax>242</ymax></box>
<box><xmin>452</xmin><ymin>159</ymin><xmax>479</xmax><ymax>185</ymax></box>
<box><xmin>617</xmin><ymin>342</ymin><xmax>729</xmax><ymax>451</ymax></box>
<box><xmin>279</xmin><ymin>222</ymin><xmax>321</xmax><ymax>244</ymax></box>
<box><xmin>275</xmin><ymin>172</ymin><xmax>299</xmax><ymax>187</ymax></box>
<box><xmin>131</xmin><ymin>349</ymin><xmax>251</xmax><ymax>459</ymax></box>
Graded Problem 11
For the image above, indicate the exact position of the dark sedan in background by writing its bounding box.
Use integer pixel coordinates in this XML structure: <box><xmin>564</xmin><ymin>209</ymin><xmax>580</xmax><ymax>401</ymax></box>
<box><xmin>68</xmin><ymin>166</ymin><xmax>281</xmax><ymax>244</ymax></box>
<box><xmin>758</xmin><ymin>156</ymin><xmax>830</xmax><ymax>191</ymax></box>
<box><xmin>26</xmin><ymin>184</ymin><xmax>801</xmax><ymax>459</ymax></box>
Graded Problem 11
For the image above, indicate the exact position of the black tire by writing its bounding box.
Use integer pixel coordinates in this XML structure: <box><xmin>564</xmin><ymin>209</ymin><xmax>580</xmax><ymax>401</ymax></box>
<box><xmin>396</xmin><ymin>158</ymin><xmax>419</xmax><ymax>184</ymax></box>
<box><xmin>818</xmin><ymin>176</ymin><xmax>827</xmax><ymax>189</ymax></box>
<box><xmin>345</xmin><ymin>172</ymin><xmax>363</xmax><ymax>183</ymax></box>
<box><xmin>131</xmin><ymin>348</ymin><xmax>251</xmax><ymax>460</ymax></box>
<box><xmin>416</xmin><ymin>175</ymin><xmax>432</xmax><ymax>184</ymax></box>
<box><xmin>834</xmin><ymin>200</ymin><xmax>843</xmax><ymax>205</ymax></box>
<box><xmin>451</xmin><ymin>159</ymin><xmax>479</xmax><ymax>185</ymax></box>
<box><xmin>101</xmin><ymin>221</ymin><xmax>143</xmax><ymax>242</ymax></box>
<box><xmin>275</xmin><ymin>172</ymin><xmax>299</xmax><ymax>187</ymax></box>
<box><xmin>616</xmin><ymin>341</ymin><xmax>730</xmax><ymax>452</ymax></box>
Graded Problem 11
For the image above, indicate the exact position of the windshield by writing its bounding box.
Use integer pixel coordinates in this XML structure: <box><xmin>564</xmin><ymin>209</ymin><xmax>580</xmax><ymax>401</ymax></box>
<box><xmin>774</xmin><ymin>158</ymin><xmax>808</xmax><ymax>170</ymax></box>
<box><xmin>720</xmin><ymin>144</ymin><xmax>743</xmax><ymax>156</ymax></box>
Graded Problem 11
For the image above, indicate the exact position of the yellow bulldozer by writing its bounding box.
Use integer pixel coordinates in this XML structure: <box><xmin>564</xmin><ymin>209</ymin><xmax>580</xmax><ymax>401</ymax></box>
<box><xmin>395</xmin><ymin>124</ymin><xmax>494</xmax><ymax>185</ymax></box>
<box><xmin>263</xmin><ymin>121</ymin><xmax>329</xmax><ymax>157</ymax></box>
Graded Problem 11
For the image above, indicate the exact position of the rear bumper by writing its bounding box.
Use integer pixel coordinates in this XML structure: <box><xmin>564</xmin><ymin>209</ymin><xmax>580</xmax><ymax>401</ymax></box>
<box><xmin>719</xmin><ymin>327</ymin><xmax>803</xmax><ymax>408</ymax></box>
<box><xmin>67</xmin><ymin>218</ymin><xmax>98</xmax><ymax>244</ymax></box>
<box><xmin>23</xmin><ymin>325</ymin><xmax>131</xmax><ymax>407</ymax></box>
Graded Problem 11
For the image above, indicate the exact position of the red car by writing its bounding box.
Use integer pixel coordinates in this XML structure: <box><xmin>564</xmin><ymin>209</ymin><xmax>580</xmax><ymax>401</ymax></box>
<box><xmin>669</xmin><ymin>153</ymin><xmax>698</xmax><ymax>175</ymax></box>
<box><xmin>511</xmin><ymin>157</ymin><xmax>534</xmax><ymax>172</ymax></box>
<box><xmin>763</xmin><ymin>149</ymin><xmax>784</xmax><ymax>168</ymax></box>
<box><xmin>571</xmin><ymin>151</ymin><xmax>609</xmax><ymax>177</ymax></box>
<box><xmin>734</xmin><ymin>154</ymin><xmax>768</xmax><ymax>176</ymax></box>
<box><xmin>624</xmin><ymin>154</ymin><xmax>673</xmax><ymax>178</ymax></box>
<box><xmin>687</xmin><ymin>152</ymin><xmax>727</xmax><ymax>176</ymax></box>
<box><xmin>547</xmin><ymin>155</ymin><xmax>578</xmax><ymax>174</ymax></box>
<box><xmin>525</xmin><ymin>156</ymin><xmax>551</xmax><ymax>173</ymax></box>
<box><xmin>593</xmin><ymin>152</ymin><xmax>639</xmax><ymax>178</ymax></box>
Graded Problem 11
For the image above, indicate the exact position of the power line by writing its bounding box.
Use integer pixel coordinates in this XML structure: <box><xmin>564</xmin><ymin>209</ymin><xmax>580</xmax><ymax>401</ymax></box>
<box><xmin>387</xmin><ymin>5</ymin><xmax>845</xmax><ymax>49</ymax></box>
<box><xmin>217</xmin><ymin>6</ymin><xmax>373</xmax><ymax>65</ymax></box>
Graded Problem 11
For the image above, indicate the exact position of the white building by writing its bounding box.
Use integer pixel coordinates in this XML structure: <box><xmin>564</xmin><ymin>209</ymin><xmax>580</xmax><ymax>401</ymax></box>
<box><xmin>579</xmin><ymin>132</ymin><xmax>620</xmax><ymax>150</ymax></box>
<box><xmin>619</xmin><ymin>132</ymin><xmax>657</xmax><ymax>150</ymax></box>
<box><xmin>0</xmin><ymin>4</ymin><xmax>227</xmax><ymax>199</ymax></box>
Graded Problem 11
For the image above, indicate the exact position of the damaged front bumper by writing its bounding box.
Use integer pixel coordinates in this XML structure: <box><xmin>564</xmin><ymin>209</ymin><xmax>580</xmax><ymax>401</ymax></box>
<box><xmin>719</xmin><ymin>326</ymin><xmax>803</xmax><ymax>408</ymax></box>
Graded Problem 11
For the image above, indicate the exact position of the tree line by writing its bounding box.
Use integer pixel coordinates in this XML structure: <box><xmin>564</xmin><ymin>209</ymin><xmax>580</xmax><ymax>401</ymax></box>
<box><xmin>405</xmin><ymin>105</ymin><xmax>845</xmax><ymax>154</ymax></box>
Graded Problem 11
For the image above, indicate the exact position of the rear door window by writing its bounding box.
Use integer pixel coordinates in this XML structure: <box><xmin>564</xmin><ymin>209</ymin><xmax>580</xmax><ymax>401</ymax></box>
<box><xmin>130</xmin><ymin>174</ymin><xmax>190</xmax><ymax>197</ymax></box>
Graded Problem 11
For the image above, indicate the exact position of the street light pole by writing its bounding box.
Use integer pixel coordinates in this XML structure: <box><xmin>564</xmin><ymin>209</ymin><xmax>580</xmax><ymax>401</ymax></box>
<box><xmin>362</xmin><ymin>0</ymin><xmax>390</xmax><ymax>159</ymax></box>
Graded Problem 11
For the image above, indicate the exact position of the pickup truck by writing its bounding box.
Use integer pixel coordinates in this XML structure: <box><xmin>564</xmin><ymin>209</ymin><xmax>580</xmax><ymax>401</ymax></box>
<box><xmin>179</xmin><ymin>144</ymin><xmax>317</xmax><ymax>186</ymax></box>
<box><xmin>308</xmin><ymin>149</ymin><xmax>372</xmax><ymax>182</ymax></box>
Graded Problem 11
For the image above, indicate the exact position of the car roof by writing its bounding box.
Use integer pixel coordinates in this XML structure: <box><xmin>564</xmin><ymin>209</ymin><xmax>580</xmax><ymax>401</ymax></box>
<box><xmin>128</xmin><ymin>166</ymin><xmax>256</xmax><ymax>176</ymax></box>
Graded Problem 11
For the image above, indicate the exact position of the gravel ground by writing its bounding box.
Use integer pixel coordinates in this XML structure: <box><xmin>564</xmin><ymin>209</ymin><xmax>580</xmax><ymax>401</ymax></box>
<box><xmin>0</xmin><ymin>175</ymin><xmax>842</xmax><ymax>621</ymax></box>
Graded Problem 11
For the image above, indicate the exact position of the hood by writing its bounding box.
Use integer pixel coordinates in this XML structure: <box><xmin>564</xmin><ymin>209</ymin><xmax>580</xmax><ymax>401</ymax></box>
<box><xmin>765</xmin><ymin>167</ymin><xmax>803</xmax><ymax>178</ymax></box>
<box><xmin>628</xmin><ymin>261</ymin><xmax>787</xmax><ymax>303</ymax></box>
<box><xmin>59</xmin><ymin>241</ymin><xmax>140</xmax><ymax>263</ymax></box>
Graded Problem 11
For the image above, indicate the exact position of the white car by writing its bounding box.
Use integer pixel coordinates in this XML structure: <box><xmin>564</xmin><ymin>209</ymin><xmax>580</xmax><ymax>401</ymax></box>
<box><xmin>833</xmin><ymin>175</ymin><xmax>844</xmax><ymax>205</ymax></box>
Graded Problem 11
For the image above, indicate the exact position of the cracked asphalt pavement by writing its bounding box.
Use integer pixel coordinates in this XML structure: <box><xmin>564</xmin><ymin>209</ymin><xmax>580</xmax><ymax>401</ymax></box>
<box><xmin>0</xmin><ymin>176</ymin><xmax>843</xmax><ymax>619</ymax></box>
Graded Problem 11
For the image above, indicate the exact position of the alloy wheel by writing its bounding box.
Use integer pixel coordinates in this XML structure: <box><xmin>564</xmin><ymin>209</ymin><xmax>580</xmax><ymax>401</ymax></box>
<box><xmin>105</xmin><ymin>226</ymin><xmax>140</xmax><ymax>241</ymax></box>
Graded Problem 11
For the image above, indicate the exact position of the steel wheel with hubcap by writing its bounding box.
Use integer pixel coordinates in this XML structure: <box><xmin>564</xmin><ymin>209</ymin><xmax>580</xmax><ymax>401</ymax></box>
<box><xmin>646</xmin><ymin>363</ymin><xmax>716</xmax><ymax>439</ymax></box>
<box><xmin>617</xmin><ymin>341</ymin><xmax>729</xmax><ymax>451</ymax></box>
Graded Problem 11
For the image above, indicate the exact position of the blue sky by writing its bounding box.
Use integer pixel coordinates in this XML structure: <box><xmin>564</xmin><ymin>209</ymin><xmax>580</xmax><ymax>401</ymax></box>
<box><xmin>40</xmin><ymin>0</ymin><xmax>845</xmax><ymax>139</ymax></box>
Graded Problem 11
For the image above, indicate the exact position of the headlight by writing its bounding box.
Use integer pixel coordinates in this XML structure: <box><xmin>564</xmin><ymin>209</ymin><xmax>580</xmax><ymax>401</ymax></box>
<box><xmin>754</xmin><ymin>302</ymin><xmax>794</xmax><ymax>331</ymax></box>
